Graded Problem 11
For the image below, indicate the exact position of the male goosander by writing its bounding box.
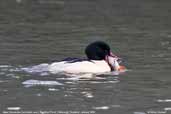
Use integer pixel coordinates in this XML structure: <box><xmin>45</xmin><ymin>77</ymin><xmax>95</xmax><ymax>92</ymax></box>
<box><xmin>49</xmin><ymin>41</ymin><xmax>126</xmax><ymax>74</ymax></box>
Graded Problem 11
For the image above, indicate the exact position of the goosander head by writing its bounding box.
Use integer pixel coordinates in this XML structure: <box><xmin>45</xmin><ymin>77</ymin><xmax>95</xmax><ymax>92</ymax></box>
<box><xmin>85</xmin><ymin>41</ymin><xmax>122</xmax><ymax>71</ymax></box>
<box><xmin>85</xmin><ymin>41</ymin><xmax>111</xmax><ymax>60</ymax></box>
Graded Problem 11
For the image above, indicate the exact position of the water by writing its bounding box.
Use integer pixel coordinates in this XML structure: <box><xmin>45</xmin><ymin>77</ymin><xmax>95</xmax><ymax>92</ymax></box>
<box><xmin>0</xmin><ymin>0</ymin><xmax>171</xmax><ymax>114</ymax></box>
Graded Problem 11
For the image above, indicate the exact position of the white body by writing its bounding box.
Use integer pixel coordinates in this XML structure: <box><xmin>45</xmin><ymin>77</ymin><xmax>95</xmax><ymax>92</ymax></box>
<box><xmin>49</xmin><ymin>60</ymin><xmax>111</xmax><ymax>74</ymax></box>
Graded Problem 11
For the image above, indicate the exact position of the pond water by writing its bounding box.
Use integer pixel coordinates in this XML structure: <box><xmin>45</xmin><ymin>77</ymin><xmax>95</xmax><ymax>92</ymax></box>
<box><xmin>0</xmin><ymin>0</ymin><xmax>171</xmax><ymax>114</ymax></box>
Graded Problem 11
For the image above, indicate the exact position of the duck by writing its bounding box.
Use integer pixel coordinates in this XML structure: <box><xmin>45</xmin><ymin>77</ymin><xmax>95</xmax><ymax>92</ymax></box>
<box><xmin>48</xmin><ymin>41</ymin><xmax>126</xmax><ymax>74</ymax></box>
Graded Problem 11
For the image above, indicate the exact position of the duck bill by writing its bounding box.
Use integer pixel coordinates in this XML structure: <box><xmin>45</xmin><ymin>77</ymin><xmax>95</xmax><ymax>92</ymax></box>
<box><xmin>106</xmin><ymin>52</ymin><xmax>126</xmax><ymax>71</ymax></box>
<box><xmin>111</xmin><ymin>59</ymin><xmax>126</xmax><ymax>71</ymax></box>
<box><xmin>113</xmin><ymin>59</ymin><xmax>120</xmax><ymax>71</ymax></box>
<box><xmin>110</xmin><ymin>51</ymin><xmax>122</xmax><ymax>63</ymax></box>
<box><xmin>105</xmin><ymin>55</ymin><xmax>120</xmax><ymax>71</ymax></box>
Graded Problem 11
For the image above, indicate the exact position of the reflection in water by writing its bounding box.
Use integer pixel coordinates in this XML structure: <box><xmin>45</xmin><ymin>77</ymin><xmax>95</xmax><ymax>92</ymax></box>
<box><xmin>7</xmin><ymin>107</ymin><xmax>21</xmax><ymax>111</ymax></box>
<box><xmin>157</xmin><ymin>99</ymin><xmax>171</xmax><ymax>103</ymax></box>
<box><xmin>22</xmin><ymin>79</ymin><xmax>64</xmax><ymax>87</ymax></box>
<box><xmin>93</xmin><ymin>106</ymin><xmax>109</xmax><ymax>110</ymax></box>
<box><xmin>81</xmin><ymin>91</ymin><xmax>94</xmax><ymax>98</ymax></box>
<box><xmin>134</xmin><ymin>112</ymin><xmax>146</xmax><ymax>114</ymax></box>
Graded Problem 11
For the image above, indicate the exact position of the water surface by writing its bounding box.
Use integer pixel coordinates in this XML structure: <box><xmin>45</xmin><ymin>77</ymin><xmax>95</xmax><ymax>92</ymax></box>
<box><xmin>0</xmin><ymin>0</ymin><xmax>171</xmax><ymax>114</ymax></box>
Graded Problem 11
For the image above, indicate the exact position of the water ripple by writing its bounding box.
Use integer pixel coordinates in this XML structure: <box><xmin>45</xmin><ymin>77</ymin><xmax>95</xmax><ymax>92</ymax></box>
<box><xmin>22</xmin><ymin>79</ymin><xmax>64</xmax><ymax>87</ymax></box>
<box><xmin>157</xmin><ymin>99</ymin><xmax>171</xmax><ymax>103</ymax></box>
